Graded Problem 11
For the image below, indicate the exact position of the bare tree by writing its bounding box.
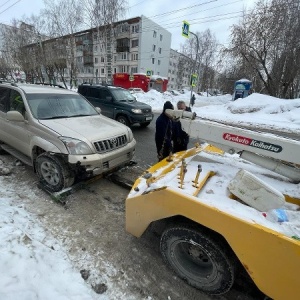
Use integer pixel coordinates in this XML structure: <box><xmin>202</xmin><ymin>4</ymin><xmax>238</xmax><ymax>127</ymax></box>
<box><xmin>42</xmin><ymin>0</ymin><xmax>84</xmax><ymax>87</ymax></box>
<box><xmin>181</xmin><ymin>29</ymin><xmax>218</xmax><ymax>93</ymax></box>
<box><xmin>197</xmin><ymin>30</ymin><xmax>218</xmax><ymax>93</ymax></box>
<box><xmin>0</xmin><ymin>20</ymin><xmax>45</xmax><ymax>82</ymax></box>
<box><xmin>227</xmin><ymin>0</ymin><xmax>300</xmax><ymax>98</ymax></box>
<box><xmin>82</xmin><ymin>0</ymin><xmax>128</xmax><ymax>83</ymax></box>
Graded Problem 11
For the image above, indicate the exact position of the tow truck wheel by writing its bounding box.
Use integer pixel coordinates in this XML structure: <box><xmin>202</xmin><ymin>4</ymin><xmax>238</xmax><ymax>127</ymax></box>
<box><xmin>116</xmin><ymin>115</ymin><xmax>130</xmax><ymax>127</ymax></box>
<box><xmin>36</xmin><ymin>153</ymin><xmax>75</xmax><ymax>192</ymax></box>
<box><xmin>160</xmin><ymin>225</ymin><xmax>236</xmax><ymax>295</ymax></box>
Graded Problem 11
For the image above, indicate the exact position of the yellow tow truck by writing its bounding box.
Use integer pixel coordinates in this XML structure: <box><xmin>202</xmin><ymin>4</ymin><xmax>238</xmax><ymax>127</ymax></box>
<box><xmin>126</xmin><ymin>110</ymin><xmax>300</xmax><ymax>299</ymax></box>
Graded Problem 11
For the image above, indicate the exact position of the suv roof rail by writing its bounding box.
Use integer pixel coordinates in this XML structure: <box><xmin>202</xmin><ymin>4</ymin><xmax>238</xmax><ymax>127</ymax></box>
<box><xmin>0</xmin><ymin>80</ymin><xmax>16</xmax><ymax>85</ymax></box>
<box><xmin>32</xmin><ymin>82</ymin><xmax>66</xmax><ymax>89</ymax></box>
<box><xmin>79</xmin><ymin>82</ymin><xmax>114</xmax><ymax>87</ymax></box>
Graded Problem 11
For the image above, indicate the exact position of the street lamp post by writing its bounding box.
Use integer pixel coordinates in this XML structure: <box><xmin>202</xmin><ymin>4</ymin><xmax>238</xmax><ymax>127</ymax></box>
<box><xmin>189</xmin><ymin>31</ymin><xmax>200</xmax><ymax>105</ymax></box>
<box><xmin>182</xmin><ymin>21</ymin><xmax>200</xmax><ymax>106</ymax></box>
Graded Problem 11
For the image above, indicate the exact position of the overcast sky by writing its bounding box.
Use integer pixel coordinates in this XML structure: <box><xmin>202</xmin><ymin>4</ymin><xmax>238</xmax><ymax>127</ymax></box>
<box><xmin>0</xmin><ymin>0</ymin><xmax>256</xmax><ymax>49</ymax></box>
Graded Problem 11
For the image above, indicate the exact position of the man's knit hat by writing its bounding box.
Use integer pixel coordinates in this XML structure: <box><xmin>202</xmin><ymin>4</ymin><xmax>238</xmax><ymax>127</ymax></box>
<box><xmin>163</xmin><ymin>101</ymin><xmax>174</xmax><ymax>112</ymax></box>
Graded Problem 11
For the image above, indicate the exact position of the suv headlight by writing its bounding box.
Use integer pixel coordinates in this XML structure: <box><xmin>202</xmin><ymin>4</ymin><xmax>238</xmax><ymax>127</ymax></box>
<box><xmin>131</xmin><ymin>108</ymin><xmax>142</xmax><ymax>114</ymax></box>
<box><xmin>59</xmin><ymin>137</ymin><xmax>93</xmax><ymax>155</ymax></box>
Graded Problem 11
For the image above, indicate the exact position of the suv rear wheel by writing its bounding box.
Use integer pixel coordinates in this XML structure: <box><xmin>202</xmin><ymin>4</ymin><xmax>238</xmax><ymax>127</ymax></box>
<box><xmin>36</xmin><ymin>153</ymin><xmax>75</xmax><ymax>192</ymax></box>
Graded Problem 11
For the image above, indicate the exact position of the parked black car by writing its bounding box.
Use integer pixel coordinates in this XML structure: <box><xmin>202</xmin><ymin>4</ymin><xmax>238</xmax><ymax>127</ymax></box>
<box><xmin>78</xmin><ymin>84</ymin><xmax>153</xmax><ymax>127</ymax></box>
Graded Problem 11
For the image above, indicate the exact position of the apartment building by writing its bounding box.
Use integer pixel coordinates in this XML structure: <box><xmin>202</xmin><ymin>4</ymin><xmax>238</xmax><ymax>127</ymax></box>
<box><xmin>75</xmin><ymin>15</ymin><xmax>171</xmax><ymax>85</ymax></box>
<box><xmin>2</xmin><ymin>17</ymin><xmax>198</xmax><ymax>91</ymax></box>
<box><xmin>168</xmin><ymin>49</ymin><xmax>195</xmax><ymax>91</ymax></box>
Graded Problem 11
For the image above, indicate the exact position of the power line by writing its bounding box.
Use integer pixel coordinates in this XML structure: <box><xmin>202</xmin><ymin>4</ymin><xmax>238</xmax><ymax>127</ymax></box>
<box><xmin>0</xmin><ymin>0</ymin><xmax>21</xmax><ymax>16</ymax></box>
<box><xmin>148</xmin><ymin>0</ymin><xmax>244</xmax><ymax>24</ymax></box>
<box><xmin>0</xmin><ymin>0</ymin><xmax>13</xmax><ymax>9</ymax></box>
<box><xmin>128</xmin><ymin>0</ymin><xmax>150</xmax><ymax>9</ymax></box>
<box><xmin>146</xmin><ymin>0</ymin><xmax>218</xmax><ymax>19</ymax></box>
<box><xmin>138</xmin><ymin>11</ymin><xmax>243</xmax><ymax>33</ymax></box>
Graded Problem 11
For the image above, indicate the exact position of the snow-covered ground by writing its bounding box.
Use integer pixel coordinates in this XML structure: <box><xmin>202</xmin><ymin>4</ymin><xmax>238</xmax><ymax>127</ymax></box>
<box><xmin>134</xmin><ymin>89</ymin><xmax>300</xmax><ymax>134</ymax></box>
<box><xmin>0</xmin><ymin>196</ymin><xmax>98</xmax><ymax>300</ymax></box>
<box><xmin>1</xmin><ymin>89</ymin><xmax>300</xmax><ymax>299</ymax></box>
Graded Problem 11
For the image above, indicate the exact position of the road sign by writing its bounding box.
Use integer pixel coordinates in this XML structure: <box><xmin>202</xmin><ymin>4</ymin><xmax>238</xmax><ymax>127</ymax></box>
<box><xmin>182</xmin><ymin>21</ymin><xmax>190</xmax><ymax>38</ymax></box>
<box><xmin>129</xmin><ymin>75</ymin><xmax>134</xmax><ymax>81</ymax></box>
<box><xmin>146</xmin><ymin>70</ymin><xmax>152</xmax><ymax>77</ymax></box>
<box><xmin>190</xmin><ymin>74</ymin><xmax>197</xmax><ymax>87</ymax></box>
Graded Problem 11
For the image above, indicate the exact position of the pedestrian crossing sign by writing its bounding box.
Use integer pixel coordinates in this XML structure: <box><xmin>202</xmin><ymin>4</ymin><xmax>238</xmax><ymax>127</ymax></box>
<box><xmin>190</xmin><ymin>74</ymin><xmax>197</xmax><ymax>87</ymax></box>
<box><xmin>146</xmin><ymin>70</ymin><xmax>152</xmax><ymax>77</ymax></box>
<box><xmin>182</xmin><ymin>21</ymin><xmax>190</xmax><ymax>38</ymax></box>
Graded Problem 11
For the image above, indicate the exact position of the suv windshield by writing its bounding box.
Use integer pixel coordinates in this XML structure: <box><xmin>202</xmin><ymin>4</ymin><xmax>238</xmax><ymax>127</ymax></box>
<box><xmin>111</xmin><ymin>89</ymin><xmax>136</xmax><ymax>102</ymax></box>
<box><xmin>26</xmin><ymin>93</ymin><xmax>98</xmax><ymax>119</ymax></box>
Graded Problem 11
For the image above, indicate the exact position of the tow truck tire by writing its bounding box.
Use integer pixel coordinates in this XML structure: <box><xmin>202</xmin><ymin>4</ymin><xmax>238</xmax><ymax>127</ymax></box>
<box><xmin>36</xmin><ymin>153</ymin><xmax>75</xmax><ymax>192</ymax></box>
<box><xmin>160</xmin><ymin>225</ymin><xmax>236</xmax><ymax>295</ymax></box>
<box><xmin>116</xmin><ymin>115</ymin><xmax>130</xmax><ymax>127</ymax></box>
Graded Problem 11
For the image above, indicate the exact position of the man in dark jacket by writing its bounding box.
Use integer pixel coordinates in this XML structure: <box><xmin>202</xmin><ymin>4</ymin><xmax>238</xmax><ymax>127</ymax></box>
<box><xmin>190</xmin><ymin>94</ymin><xmax>196</xmax><ymax>107</ymax></box>
<box><xmin>172</xmin><ymin>101</ymin><xmax>190</xmax><ymax>153</ymax></box>
<box><xmin>155</xmin><ymin>101</ymin><xmax>174</xmax><ymax>161</ymax></box>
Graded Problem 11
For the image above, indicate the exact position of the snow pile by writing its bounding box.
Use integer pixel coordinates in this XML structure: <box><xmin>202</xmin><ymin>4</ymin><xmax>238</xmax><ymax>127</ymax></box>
<box><xmin>0</xmin><ymin>196</ymin><xmax>97</xmax><ymax>300</ymax></box>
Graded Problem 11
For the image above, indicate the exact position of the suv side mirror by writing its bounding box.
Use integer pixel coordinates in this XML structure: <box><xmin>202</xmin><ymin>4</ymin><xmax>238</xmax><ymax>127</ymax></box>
<box><xmin>7</xmin><ymin>111</ymin><xmax>25</xmax><ymax>122</ymax></box>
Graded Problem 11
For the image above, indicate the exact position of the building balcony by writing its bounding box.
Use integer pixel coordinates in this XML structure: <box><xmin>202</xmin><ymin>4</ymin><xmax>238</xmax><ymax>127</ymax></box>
<box><xmin>83</xmin><ymin>56</ymin><xmax>93</xmax><ymax>66</ymax></box>
<box><xmin>116</xmin><ymin>46</ymin><xmax>129</xmax><ymax>53</ymax></box>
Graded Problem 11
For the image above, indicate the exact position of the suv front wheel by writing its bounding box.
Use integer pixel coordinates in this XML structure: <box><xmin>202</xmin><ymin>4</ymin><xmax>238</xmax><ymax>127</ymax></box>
<box><xmin>35</xmin><ymin>153</ymin><xmax>75</xmax><ymax>192</ymax></box>
<box><xmin>116</xmin><ymin>115</ymin><xmax>130</xmax><ymax>127</ymax></box>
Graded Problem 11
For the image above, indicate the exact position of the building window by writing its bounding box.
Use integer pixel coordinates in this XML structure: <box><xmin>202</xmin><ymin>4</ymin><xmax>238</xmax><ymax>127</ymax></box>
<box><xmin>131</xmin><ymin>53</ymin><xmax>138</xmax><ymax>61</ymax></box>
<box><xmin>131</xmin><ymin>25</ymin><xmax>139</xmax><ymax>33</ymax></box>
<box><xmin>101</xmin><ymin>68</ymin><xmax>105</xmax><ymax>74</ymax></box>
<box><xmin>121</xmin><ymin>66</ymin><xmax>126</xmax><ymax>72</ymax></box>
<box><xmin>158</xmin><ymin>60</ymin><xmax>161</xmax><ymax>65</ymax></box>
<box><xmin>131</xmin><ymin>67</ymin><xmax>138</xmax><ymax>73</ymax></box>
<box><xmin>101</xmin><ymin>56</ymin><xmax>105</xmax><ymax>63</ymax></box>
<box><xmin>121</xmin><ymin>24</ymin><xmax>129</xmax><ymax>33</ymax></box>
<box><xmin>95</xmin><ymin>68</ymin><xmax>98</xmax><ymax>75</ymax></box>
<box><xmin>95</xmin><ymin>57</ymin><xmax>98</xmax><ymax>63</ymax></box>
<box><xmin>114</xmin><ymin>56</ymin><xmax>117</xmax><ymax>63</ymax></box>
<box><xmin>158</xmin><ymin>47</ymin><xmax>162</xmax><ymax>54</ymax></box>
<box><xmin>131</xmin><ymin>39</ymin><xmax>138</xmax><ymax>47</ymax></box>
<box><xmin>152</xmin><ymin>58</ymin><xmax>155</xmax><ymax>64</ymax></box>
<box><xmin>160</xmin><ymin>34</ymin><xmax>163</xmax><ymax>41</ymax></box>
<box><xmin>94</xmin><ymin>45</ymin><xmax>98</xmax><ymax>52</ymax></box>
<box><xmin>152</xmin><ymin>44</ymin><xmax>156</xmax><ymax>51</ymax></box>
<box><xmin>153</xmin><ymin>30</ymin><xmax>157</xmax><ymax>38</ymax></box>
<box><xmin>120</xmin><ymin>52</ymin><xmax>127</xmax><ymax>60</ymax></box>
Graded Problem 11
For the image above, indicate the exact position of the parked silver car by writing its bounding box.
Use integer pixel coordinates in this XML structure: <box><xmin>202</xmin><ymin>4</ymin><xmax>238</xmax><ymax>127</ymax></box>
<box><xmin>0</xmin><ymin>82</ymin><xmax>136</xmax><ymax>192</ymax></box>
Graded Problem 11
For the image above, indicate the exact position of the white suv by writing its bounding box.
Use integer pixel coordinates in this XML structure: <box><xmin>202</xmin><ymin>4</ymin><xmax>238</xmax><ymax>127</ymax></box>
<box><xmin>0</xmin><ymin>82</ymin><xmax>136</xmax><ymax>192</ymax></box>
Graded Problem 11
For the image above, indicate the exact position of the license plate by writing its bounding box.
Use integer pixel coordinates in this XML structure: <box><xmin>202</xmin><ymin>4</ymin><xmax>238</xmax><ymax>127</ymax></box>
<box><xmin>146</xmin><ymin>116</ymin><xmax>152</xmax><ymax>121</ymax></box>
